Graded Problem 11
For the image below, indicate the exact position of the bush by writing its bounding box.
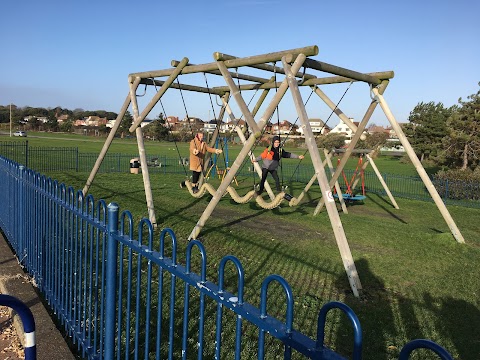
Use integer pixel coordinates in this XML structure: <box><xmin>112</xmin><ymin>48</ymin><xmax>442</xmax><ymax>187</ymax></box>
<box><xmin>433</xmin><ymin>168</ymin><xmax>480</xmax><ymax>200</ymax></box>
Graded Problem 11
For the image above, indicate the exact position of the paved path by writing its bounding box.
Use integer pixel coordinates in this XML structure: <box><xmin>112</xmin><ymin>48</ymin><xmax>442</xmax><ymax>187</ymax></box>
<box><xmin>0</xmin><ymin>233</ymin><xmax>76</xmax><ymax>360</ymax></box>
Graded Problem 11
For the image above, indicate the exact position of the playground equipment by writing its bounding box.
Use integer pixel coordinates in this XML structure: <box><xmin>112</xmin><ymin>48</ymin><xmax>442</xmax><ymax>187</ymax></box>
<box><xmin>206</xmin><ymin>137</ymin><xmax>238</xmax><ymax>186</ymax></box>
<box><xmin>82</xmin><ymin>45</ymin><xmax>465</xmax><ymax>297</ymax></box>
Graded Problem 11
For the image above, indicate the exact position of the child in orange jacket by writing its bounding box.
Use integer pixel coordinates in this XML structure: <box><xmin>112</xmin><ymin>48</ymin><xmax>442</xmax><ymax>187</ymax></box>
<box><xmin>252</xmin><ymin>136</ymin><xmax>304</xmax><ymax>195</ymax></box>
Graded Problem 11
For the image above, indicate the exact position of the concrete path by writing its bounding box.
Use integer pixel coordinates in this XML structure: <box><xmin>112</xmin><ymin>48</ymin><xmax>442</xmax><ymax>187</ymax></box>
<box><xmin>0</xmin><ymin>232</ymin><xmax>76</xmax><ymax>360</ymax></box>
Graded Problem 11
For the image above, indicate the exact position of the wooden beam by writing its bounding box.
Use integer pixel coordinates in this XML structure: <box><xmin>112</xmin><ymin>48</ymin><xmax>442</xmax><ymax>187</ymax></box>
<box><xmin>372</xmin><ymin>87</ymin><xmax>466</xmax><ymax>243</ymax></box>
<box><xmin>283</xmin><ymin>56</ymin><xmax>362</xmax><ymax>297</ymax></box>
<box><xmin>188</xmin><ymin>55</ymin><xmax>307</xmax><ymax>240</ymax></box>
<box><xmin>129</xmin><ymin>57</ymin><xmax>189</xmax><ymax>132</ymax></box>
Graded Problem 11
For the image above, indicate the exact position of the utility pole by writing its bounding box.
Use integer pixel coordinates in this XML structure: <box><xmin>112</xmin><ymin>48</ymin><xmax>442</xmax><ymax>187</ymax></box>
<box><xmin>9</xmin><ymin>103</ymin><xmax>12</xmax><ymax>137</ymax></box>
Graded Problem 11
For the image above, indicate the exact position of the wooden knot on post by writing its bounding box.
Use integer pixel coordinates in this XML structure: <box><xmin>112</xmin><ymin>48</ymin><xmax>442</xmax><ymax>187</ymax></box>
<box><xmin>284</xmin><ymin>53</ymin><xmax>296</xmax><ymax>64</ymax></box>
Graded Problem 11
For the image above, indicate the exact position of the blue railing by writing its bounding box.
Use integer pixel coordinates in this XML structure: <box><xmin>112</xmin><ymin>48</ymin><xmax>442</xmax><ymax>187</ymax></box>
<box><xmin>0</xmin><ymin>156</ymin><xmax>454</xmax><ymax>359</ymax></box>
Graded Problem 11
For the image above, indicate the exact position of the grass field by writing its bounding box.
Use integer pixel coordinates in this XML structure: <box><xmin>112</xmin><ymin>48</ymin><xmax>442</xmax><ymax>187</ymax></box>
<box><xmin>5</xmin><ymin>131</ymin><xmax>480</xmax><ymax>359</ymax></box>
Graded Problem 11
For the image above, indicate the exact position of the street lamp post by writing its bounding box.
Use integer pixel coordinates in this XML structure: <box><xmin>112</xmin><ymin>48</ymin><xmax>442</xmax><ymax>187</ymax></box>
<box><xmin>10</xmin><ymin>103</ymin><xmax>12</xmax><ymax>137</ymax></box>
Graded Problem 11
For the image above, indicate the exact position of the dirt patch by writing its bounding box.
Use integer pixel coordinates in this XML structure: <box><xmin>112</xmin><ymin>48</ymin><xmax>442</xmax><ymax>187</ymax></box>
<box><xmin>210</xmin><ymin>206</ymin><xmax>331</xmax><ymax>244</ymax></box>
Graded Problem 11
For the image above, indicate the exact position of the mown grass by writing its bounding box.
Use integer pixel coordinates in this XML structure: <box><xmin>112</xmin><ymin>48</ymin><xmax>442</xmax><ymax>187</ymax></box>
<box><xmin>7</xmin><ymin>132</ymin><xmax>480</xmax><ymax>359</ymax></box>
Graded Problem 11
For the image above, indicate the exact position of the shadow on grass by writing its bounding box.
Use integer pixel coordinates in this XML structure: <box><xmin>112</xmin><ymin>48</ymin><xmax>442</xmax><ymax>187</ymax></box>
<box><xmin>366</xmin><ymin>194</ymin><xmax>408</xmax><ymax>224</ymax></box>
<box><xmin>331</xmin><ymin>258</ymin><xmax>472</xmax><ymax>359</ymax></box>
<box><xmin>423</xmin><ymin>293</ymin><xmax>480</xmax><ymax>360</ymax></box>
<box><xmin>334</xmin><ymin>258</ymin><xmax>396</xmax><ymax>360</ymax></box>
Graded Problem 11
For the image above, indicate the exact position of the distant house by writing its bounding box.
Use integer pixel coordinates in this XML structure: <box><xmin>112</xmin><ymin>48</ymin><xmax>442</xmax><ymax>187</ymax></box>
<box><xmin>176</xmin><ymin>117</ymin><xmax>204</xmax><ymax>132</ymax></box>
<box><xmin>296</xmin><ymin>118</ymin><xmax>331</xmax><ymax>136</ymax></box>
<box><xmin>221</xmin><ymin>119</ymin><xmax>246</xmax><ymax>133</ymax></box>
<box><xmin>83</xmin><ymin>116</ymin><xmax>108</xmax><ymax>127</ymax></box>
<box><xmin>140</xmin><ymin>119</ymin><xmax>154</xmax><ymax>128</ymax></box>
<box><xmin>165</xmin><ymin>116</ymin><xmax>179</xmax><ymax>129</ymax></box>
<box><xmin>74</xmin><ymin>119</ymin><xmax>87</xmax><ymax>127</ymax></box>
<box><xmin>329</xmin><ymin>119</ymin><xmax>364</xmax><ymax>143</ymax></box>
<box><xmin>386</xmin><ymin>124</ymin><xmax>408</xmax><ymax>139</ymax></box>
<box><xmin>367</xmin><ymin>125</ymin><xmax>390</xmax><ymax>135</ymax></box>
<box><xmin>204</xmin><ymin>120</ymin><xmax>218</xmax><ymax>133</ymax></box>
<box><xmin>271</xmin><ymin>120</ymin><xmax>294</xmax><ymax>135</ymax></box>
<box><xmin>56</xmin><ymin>114</ymin><xmax>69</xmax><ymax>123</ymax></box>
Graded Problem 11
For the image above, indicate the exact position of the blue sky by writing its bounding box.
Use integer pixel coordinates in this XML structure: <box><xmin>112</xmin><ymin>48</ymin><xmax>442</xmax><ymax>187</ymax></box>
<box><xmin>1</xmin><ymin>0</ymin><xmax>479</xmax><ymax>127</ymax></box>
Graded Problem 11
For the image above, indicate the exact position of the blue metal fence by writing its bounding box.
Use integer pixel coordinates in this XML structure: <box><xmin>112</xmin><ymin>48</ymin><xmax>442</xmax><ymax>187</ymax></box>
<box><xmin>0</xmin><ymin>156</ymin><xmax>455</xmax><ymax>359</ymax></box>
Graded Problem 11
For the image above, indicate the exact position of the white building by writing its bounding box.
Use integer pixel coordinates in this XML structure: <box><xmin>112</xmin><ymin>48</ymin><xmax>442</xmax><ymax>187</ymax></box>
<box><xmin>329</xmin><ymin>119</ymin><xmax>365</xmax><ymax>143</ymax></box>
<box><xmin>204</xmin><ymin>120</ymin><xmax>217</xmax><ymax>133</ymax></box>
<box><xmin>296</xmin><ymin>118</ymin><xmax>331</xmax><ymax>136</ymax></box>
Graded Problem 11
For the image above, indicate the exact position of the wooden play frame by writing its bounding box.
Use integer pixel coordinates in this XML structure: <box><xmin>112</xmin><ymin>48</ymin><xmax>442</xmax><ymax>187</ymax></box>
<box><xmin>82</xmin><ymin>45</ymin><xmax>465</xmax><ymax>297</ymax></box>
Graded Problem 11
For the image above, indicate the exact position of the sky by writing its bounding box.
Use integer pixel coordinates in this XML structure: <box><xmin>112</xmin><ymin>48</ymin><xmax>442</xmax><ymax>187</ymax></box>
<box><xmin>1</xmin><ymin>0</ymin><xmax>479</xmax><ymax>127</ymax></box>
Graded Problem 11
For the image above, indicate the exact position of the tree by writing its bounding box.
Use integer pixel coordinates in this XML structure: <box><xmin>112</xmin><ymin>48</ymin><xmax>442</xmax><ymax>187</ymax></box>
<box><xmin>442</xmin><ymin>83</ymin><xmax>480</xmax><ymax>170</ymax></box>
<box><xmin>316</xmin><ymin>133</ymin><xmax>346</xmax><ymax>150</ymax></box>
<box><xmin>365</xmin><ymin>132</ymin><xmax>389</xmax><ymax>150</ymax></box>
<box><xmin>143</xmin><ymin>113</ymin><xmax>170</xmax><ymax>141</ymax></box>
<box><xmin>404</xmin><ymin>101</ymin><xmax>453</xmax><ymax>162</ymax></box>
<box><xmin>118</xmin><ymin>111</ymin><xmax>133</xmax><ymax>138</ymax></box>
<box><xmin>44</xmin><ymin>115</ymin><xmax>59</xmax><ymax>132</ymax></box>
<box><xmin>59</xmin><ymin>120</ymin><xmax>74</xmax><ymax>133</ymax></box>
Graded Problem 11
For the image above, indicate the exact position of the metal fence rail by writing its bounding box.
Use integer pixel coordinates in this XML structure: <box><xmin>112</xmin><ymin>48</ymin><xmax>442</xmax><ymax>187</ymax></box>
<box><xmin>0</xmin><ymin>156</ymin><xmax>454</xmax><ymax>359</ymax></box>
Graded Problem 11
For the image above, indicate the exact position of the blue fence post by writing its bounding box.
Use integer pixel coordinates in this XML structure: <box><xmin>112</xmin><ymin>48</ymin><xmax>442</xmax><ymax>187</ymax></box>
<box><xmin>398</xmin><ymin>339</ymin><xmax>453</xmax><ymax>360</ymax></box>
<box><xmin>105</xmin><ymin>202</ymin><xmax>119</xmax><ymax>360</ymax></box>
<box><xmin>18</xmin><ymin>165</ymin><xmax>25</xmax><ymax>262</ymax></box>
<box><xmin>0</xmin><ymin>294</ymin><xmax>37</xmax><ymax>360</ymax></box>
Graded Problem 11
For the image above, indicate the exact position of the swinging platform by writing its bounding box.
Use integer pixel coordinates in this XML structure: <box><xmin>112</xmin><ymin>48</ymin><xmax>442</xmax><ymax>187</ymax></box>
<box><xmin>81</xmin><ymin>45</ymin><xmax>466</xmax><ymax>298</ymax></box>
<box><xmin>333</xmin><ymin>193</ymin><xmax>366</xmax><ymax>202</ymax></box>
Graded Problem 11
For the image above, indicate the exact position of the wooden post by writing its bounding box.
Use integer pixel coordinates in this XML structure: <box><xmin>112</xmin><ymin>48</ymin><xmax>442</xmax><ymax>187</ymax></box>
<box><xmin>372</xmin><ymin>87</ymin><xmax>465</xmax><ymax>244</ymax></box>
<box><xmin>365</xmin><ymin>153</ymin><xmax>399</xmax><ymax>209</ymax></box>
<box><xmin>130</xmin><ymin>45</ymin><xmax>318</xmax><ymax>79</ymax></box>
<box><xmin>313</xmin><ymin>81</ymin><xmax>395</xmax><ymax>213</ymax></box>
<box><xmin>222</xmin><ymin>98</ymin><xmax>276</xmax><ymax>200</ymax></box>
<box><xmin>171</xmin><ymin>59</ymin><xmax>270</xmax><ymax>84</ymax></box>
<box><xmin>82</xmin><ymin>77</ymin><xmax>140</xmax><ymax>196</ymax></box>
<box><xmin>188</xmin><ymin>55</ymin><xmax>307</xmax><ymax>240</ymax></box>
<box><xmin>283</xmin><ymin>56</ymin><xmax>361</xmax><ymax>297</ymax></box>
<box><xmin>199</xmin><ymin>93</ymin><xmax>229</xmax><ymax>187</ymax></box>
<box><xmin>324</xmin><ymin>149</ymin><xmax>348</xmax><ymax>214</ymax></box>
<box><xmin>314</xmin><ymin>113</ymin><xmax>371</xmax><ymax>215</ymax></box>
<box><xmin>129</xmin><ymin>57</ymin><xmax>189</xmax><ymax>132</ymax></box>
<box><xmin>216</xmin><ymin>61</ymin><xmax>261</xmax><ymax>134</ymax></box>
<box><xmin>129</xmin><ymin>77</ymin><xmax>157</xmax><ymax>226</ymax></box>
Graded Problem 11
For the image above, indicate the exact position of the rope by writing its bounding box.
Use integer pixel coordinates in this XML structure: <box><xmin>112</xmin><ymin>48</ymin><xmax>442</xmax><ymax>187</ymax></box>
<box><xmin>203</xmin><ymin>72</ymin><xmax>227</xmax><ymax>175</ymax></box>
<box><xmin>176</xmin><ymin>76</ymin><xmax>212</xmax><ymax>180</ymax></box>
<box><xmin>183</xmin><ymin>181</ymin><xmax>288</xmax><ymax>209</ymax></box>
<box><xmin>155</xmin><ymin>84</ymin><xmax>189</xmax><ymax>177</ymax></box>
<box><xmin>272</xmin><ymin>61</ymin><xmax>285</xmax><ymax>189</ymax></box>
